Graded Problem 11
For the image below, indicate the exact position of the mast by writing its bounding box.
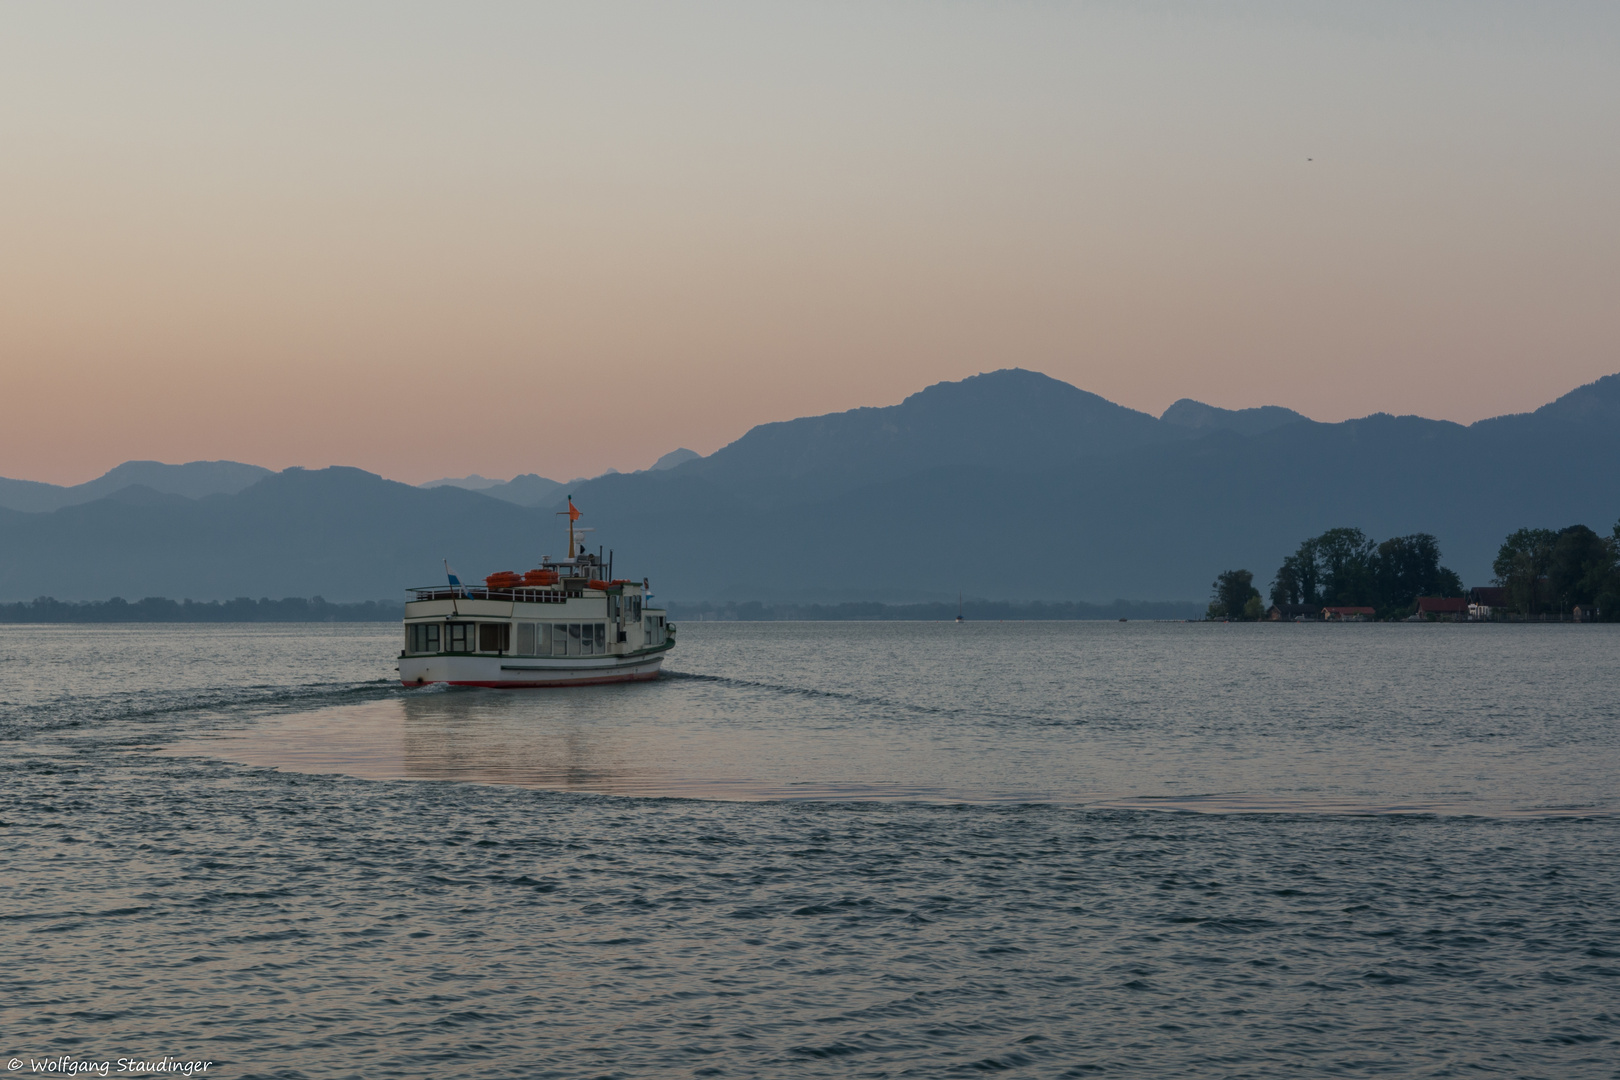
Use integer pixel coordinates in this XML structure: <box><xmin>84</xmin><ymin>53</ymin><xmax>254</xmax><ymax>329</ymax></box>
<box><xmin>557</xmin><ymin>496</ymin><xmax>582</xmax><ymax>559</ymax></box>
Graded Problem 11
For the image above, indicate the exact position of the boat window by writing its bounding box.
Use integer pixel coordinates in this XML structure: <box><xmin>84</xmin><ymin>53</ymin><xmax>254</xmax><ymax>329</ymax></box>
<box><xmin>568</xmin><ymin>623</ymin><xmax>582</xmax><ymax>656</ymax></box>
<box><xmin>539</xmin><ymin>623</ymin><xmax>552</xmax><ymax>654</ymax></box>
<box><xmin>594</xmin><ymin>622</ymin><xmax>606</xmax><ymax>652</ymax></box>
<box><xmin>447</xmin><ymin>622</ymin><xmax>471</xmax><ymax>652</ymax></box>
<box><xmin>478</xmin><ymin>623</ymin><xmax>510</xmax><ymax>653</ymax></box>
<box><xmin>550</xmin><ymin>623</ymin><xmax>566</xmax><ymax>656</ymax></box>
<box><xmin>516</xmin><ymin>622</ymin><xmax>536</xmax><ymax>656</ymax></box>
<box><xmin>630</xmin><ymin>596</ymin><xmax>642</xmax><ymax>621</ymax></box>
<box><xmin>407</xmin><ymin>623</ymin><xmax>441</xmax><ymax>653</ymax></box>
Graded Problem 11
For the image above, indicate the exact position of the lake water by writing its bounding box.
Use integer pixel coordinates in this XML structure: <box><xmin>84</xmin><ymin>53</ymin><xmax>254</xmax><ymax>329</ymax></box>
<box><xmin>2</xmin><ymin>621</ymin><xmax>1616</xmax><ymax>1078</ymax></box>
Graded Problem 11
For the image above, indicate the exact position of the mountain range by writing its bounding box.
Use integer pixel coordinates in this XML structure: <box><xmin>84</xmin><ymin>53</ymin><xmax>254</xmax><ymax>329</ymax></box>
<box><xmin>0</xmin><ymin>459</ymin><xmax>272</xmax><ymax>514</ymax></box>
<box><xmin>1</xmin><ymin>369</ymin><xmax>1616</xmax><ymax>603</ymax></box>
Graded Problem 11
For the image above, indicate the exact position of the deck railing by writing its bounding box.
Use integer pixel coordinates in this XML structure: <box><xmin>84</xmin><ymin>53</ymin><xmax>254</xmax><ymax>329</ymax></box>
<box><xmin>408</xmin><ymin>586</ymin><xmax>580</xmax><ymax>603</ymax></box>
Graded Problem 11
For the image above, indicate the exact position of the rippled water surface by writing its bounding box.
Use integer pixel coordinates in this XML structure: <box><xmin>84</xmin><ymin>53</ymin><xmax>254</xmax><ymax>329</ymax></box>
<box><xmin>3</xmin><ymin>621</ymin><xmax>1618</xmax><ymax>1078</ymax></box>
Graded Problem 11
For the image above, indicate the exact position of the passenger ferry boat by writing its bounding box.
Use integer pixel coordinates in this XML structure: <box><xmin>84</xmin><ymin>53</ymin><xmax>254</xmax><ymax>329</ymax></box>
<box><xmin>398</xmin><ymin>499</ymin><xmax>673</xmax><ymax>687</ymax></box>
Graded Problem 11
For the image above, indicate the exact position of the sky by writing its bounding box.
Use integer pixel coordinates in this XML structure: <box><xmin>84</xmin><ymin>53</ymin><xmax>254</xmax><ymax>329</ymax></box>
<box><xmin>3</xmin><ymin>1</ymin><xmax>1618</xmax><ymax>486</ymax></box>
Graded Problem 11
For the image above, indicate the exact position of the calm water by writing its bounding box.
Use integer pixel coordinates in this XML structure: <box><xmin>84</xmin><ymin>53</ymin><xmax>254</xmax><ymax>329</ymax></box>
<box><xmin>2</xmin><ymin>621</ymin><xmax>1617</xmax><ymax>1078</ymax></box>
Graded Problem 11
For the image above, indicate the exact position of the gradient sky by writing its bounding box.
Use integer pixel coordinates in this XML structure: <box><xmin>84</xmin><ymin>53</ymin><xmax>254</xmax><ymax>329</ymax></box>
<box><xmin>3</xmin><ymin>1</ymin><xmax>1618</xmax><ymax>485</ymax></box>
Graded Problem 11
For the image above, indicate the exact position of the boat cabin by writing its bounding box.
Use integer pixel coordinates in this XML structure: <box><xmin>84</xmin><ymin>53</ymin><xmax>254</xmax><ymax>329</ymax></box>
<box><xmin>402</xmin><ymin>550</ymin><xmax>668</xmax><ymax>661</ymax></box>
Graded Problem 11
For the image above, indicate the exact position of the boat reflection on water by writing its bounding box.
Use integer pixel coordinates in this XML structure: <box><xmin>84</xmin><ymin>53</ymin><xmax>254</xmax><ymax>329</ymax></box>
<box><xmin>393</xmin><ymin>690</ymin><xmax>669</xmax><ymax>792</ymax></box>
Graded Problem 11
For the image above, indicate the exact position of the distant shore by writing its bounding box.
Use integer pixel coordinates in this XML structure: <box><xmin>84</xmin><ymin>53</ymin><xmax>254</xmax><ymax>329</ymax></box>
<box><xmin>0</xmin><ymin>596</ymin><xmax>402</xmax><ymax>622</ymax></box>
<box><xmin>664</xmin><ymin>599</ymin><xmax>1204</xmax><ymax>622</ymax></box>
<box><xmin>0</xmin><ymin>596</ymin><xmax>1203</xmax><ymax>623</ymax></box>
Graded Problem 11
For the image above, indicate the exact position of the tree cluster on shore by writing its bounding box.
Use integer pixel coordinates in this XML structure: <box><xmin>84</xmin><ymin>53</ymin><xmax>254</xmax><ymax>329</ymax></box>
<box><xmin>1208</xmin><ymin>519</ymin><xmax>1620</xmax><ymax>621</ymax></box>
<box><xmin>1272</xmin><ymin>527</ymin><xmax>1463</xmax><ymax>619</ymax></box>
<box><xmin>1209</xmin><ymin>527</ymin><xmax>1462</xmax><ymax>621</ymax></box>
<box><xmin>1492</xmin><ymin>524</ymin><xmax>1620</xmax><ymax>618</ymax></box>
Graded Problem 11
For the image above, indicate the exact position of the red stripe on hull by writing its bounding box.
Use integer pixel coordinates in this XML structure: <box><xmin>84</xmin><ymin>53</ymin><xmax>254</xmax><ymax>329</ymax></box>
<box><xmin>401</xmin><ymin>670</ymin><xmax>662</xmax><ymax>689</ymax></box>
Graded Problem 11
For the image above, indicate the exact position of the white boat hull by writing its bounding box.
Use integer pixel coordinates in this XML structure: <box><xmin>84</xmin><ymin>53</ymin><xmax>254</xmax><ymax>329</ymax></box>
<box><xmin>400</xmin><ymin>651</ymin><xmax>667</xmax><ymax>688</ymax></box>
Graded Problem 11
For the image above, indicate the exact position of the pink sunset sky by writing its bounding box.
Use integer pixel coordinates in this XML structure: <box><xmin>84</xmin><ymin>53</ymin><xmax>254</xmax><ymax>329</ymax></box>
<box><xmin>3</xmin><ymin>2</ymin><xmax>1618</xmax><ymax>486</ymax></box>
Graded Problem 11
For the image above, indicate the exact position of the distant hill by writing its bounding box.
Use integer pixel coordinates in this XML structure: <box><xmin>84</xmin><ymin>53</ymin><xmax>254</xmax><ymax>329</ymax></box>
<box><xmin>0</xmin><ymin>459</ymin><xmax>272</xmax><ymax>513</ymax></box>
<box><xmin>1160</xmin><ymin>399</ymin><xmax>1309</xmax><ymax>436</ymax></box>
<box><xmin>413</xmin><ymin>449</ymin><xmax>697</xmax><ymax>508</ymax></box>
<box><xmin>420</xmin><ymin>474</ymin><xmax>506</xmax><ymax>491</ymax></box>
<box><xmin>649</xmin><ymin>448</ymin><xmax>700</xmax><ymax>471</ymax></box>
<box><xmin>672</xmin><ymin>368</ymin><xmax>1187</xmax><ymax>505</ymax></box>
<box><xmin>1</xmin><ymin>371</ymin><xmax>1616</xmax><ymax>603</ymax></box>
<box><xmin>416</xmin><ymin>472</ymin><xmax>567</xmax><ymax>507</ymax></box>
<box><xmin>481</xmin><ymin>473</ymin><xmax>567</xmax><ymax>507</ymax></box>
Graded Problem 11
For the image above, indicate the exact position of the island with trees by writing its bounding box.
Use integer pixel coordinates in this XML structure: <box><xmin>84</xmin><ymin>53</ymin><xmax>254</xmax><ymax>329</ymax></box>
<box><xmin>1207</xmin><ymin>520</ymin><xmax>1620</xmax><ymax>622</ymax></box>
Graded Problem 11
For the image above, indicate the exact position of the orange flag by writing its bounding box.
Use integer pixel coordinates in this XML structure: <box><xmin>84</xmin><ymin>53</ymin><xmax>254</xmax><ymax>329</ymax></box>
<box><xmin>568</xmin><ymin>499</ymin><xmax>581</xmax><ymax>522</ymax></box>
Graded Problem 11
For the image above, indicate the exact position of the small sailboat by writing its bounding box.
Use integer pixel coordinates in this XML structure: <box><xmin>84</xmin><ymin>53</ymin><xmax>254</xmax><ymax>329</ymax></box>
<box><xmin>955</xmin><ymin>593</ymin><xmax>965</xmax><ymax>623</ymax></box>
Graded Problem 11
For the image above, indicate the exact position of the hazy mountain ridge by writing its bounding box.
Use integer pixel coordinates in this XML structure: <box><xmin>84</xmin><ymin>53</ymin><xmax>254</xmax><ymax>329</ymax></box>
<box><xmin>1469</xmin><ymin>371</ymin><xmax>1620</xmax><ymax>431</ymax></box>
<box><xmin>0</xmin><ymin>459</ymin><xmax>272</xmax><ymax>513</ymax></box>
<box><xmin>0</xmin><ymin>467</ymin><xmax>548</xmax><ymax>601</ymax></box>
<box><xmin>1</xmin><ymin>370</ymin><xmax>1616</xmax><ymax>602</ymax></box>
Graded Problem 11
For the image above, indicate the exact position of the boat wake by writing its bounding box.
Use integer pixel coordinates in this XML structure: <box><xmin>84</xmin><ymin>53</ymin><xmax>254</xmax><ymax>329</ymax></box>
<box><xmin>659</xmin><ymin>667</ymin><xmax>1062</xmax><ymax>728</ymax></box>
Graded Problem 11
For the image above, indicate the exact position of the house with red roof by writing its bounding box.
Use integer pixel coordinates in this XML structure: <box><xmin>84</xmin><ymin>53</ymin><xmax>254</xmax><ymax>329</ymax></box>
<box><xmin>1414</xmin><ymin>596</ymin><xmax>1468</xmax><ymax>620</ymax></box>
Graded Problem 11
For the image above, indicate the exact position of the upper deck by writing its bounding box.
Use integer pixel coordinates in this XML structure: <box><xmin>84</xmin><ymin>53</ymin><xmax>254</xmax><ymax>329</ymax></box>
<box><xmin>408</xmin><ymin>544</ymin><xmax>638</xmax><ymax>603</ymax></box>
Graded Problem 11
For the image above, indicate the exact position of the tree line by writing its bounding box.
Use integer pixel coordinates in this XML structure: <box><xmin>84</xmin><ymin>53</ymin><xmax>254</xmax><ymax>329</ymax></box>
<box><xmin>0</xmin><ymin>596</ymin><xmax>403</xmax><ymax>622</ymax></box>
<box><xmin>1208</xmin><ymin>519</ymin><xmax>1620</xmax><ymax>621</ymax></box>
